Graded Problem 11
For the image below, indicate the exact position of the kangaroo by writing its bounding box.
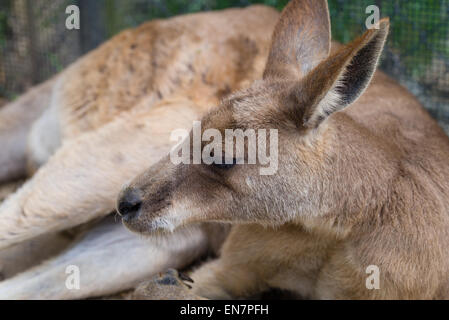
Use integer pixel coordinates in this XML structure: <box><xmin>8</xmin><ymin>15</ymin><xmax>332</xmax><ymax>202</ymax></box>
<box><xmin>119</xmin><ymin>0</ymin><xmax>449</xmax><ymax>299</ymax></box>
<box><xmin>0</xmin><ymin>6</ymin><xmax>279</xmax><ymax>298</ymax></box>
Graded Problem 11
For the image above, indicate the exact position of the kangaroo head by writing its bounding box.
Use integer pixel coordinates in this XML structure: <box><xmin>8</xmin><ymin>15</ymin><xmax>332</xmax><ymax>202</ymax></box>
<box><xmin>117</xmin><ymin>0</ymin><xmax>390</xmax><ymax>236</ymax></box>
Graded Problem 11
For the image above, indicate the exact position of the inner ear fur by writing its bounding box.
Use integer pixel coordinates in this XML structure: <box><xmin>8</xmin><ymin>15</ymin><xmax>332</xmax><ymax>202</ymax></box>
<box><xmin>297</xmin><ymin>18</ymin><xmax>390</xmax><ymax>128</ymax></box>
<box><xmin>263</xmin><ymin>0</ymin><xmax>331</xmax><ymax>80</ymax></box>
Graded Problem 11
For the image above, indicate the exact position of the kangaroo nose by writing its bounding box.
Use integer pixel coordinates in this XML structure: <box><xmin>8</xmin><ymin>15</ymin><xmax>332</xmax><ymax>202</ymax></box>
<box><xmin>117</xmin><ymin>188</ymin><xmax>142</xmax><ymax>220</ymax></box>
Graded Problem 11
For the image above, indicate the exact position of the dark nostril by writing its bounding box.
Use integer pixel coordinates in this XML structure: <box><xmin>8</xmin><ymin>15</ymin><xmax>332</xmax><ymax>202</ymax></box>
<box><xmin>117</xmin><ymin>188</ymin><xmax>142</xmax><ymax>220</ymax></box>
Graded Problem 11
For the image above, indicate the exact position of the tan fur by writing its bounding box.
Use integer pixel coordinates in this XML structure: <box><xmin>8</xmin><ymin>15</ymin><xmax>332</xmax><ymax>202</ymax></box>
<box><xmin>121</xmin><ymin>0</ymin><xmax>449</xmax><ymax>299</ymax></box>
<box><xmin>57</xmin><ymin>6</ymin><xmax>277</xmax><ymax>139</ymax></box>
<box><xmin>0</xmin><ymin>218</ymin><xmax>215</xmax><ymax>299</ymax></box>
<box><xmin>0</xmin><ymin>77</ymin><xmax>55</xmax><ymax>182</ymax></box>
<box><xmin>0</xmin><ymin>6</ymin><xmax>280</xmax><ymax>299</ymax></box>
<box><xmin>0</xmin><ymin>5</ymin><xmax>279</xmax><ymax>249</ymax></box>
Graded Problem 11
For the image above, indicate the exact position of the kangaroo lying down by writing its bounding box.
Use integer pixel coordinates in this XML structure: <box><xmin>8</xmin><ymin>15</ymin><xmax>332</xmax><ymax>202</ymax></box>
<box><xmin>1</xmin><ymin>0</ymin><xmax>448</xmax><ymax>299</ymax></box>
<box><xmin>0</xmin><ymin>6</ymin><xmax>279</xmax><ymax>298</ymax></box>
<box><xmin>119</xmin><ymin>0</ymin><xmax>449</xmax><ymax>299</ymax></box>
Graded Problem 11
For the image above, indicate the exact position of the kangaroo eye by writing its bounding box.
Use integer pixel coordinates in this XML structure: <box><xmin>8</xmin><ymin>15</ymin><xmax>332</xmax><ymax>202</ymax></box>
<box><xmin>213</xmin><ymin>158</ymin><xmax>237</xmax><ymax>170</ymax></box>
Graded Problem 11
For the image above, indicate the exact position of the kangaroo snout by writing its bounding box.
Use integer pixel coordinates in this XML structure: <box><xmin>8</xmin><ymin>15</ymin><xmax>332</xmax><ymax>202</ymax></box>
<box><xmin>117</xmin><ymin>158</ymin><xmax>178</xmax><ymax>233</ymax></box>
<box><xmin>117</xmin><ymin>187</ymin><xmax>143</xmax><ymax>221</ymax></box>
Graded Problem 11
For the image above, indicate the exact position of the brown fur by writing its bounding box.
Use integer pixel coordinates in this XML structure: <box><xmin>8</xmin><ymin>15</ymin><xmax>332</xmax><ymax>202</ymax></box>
<box><xmin>0</xmin><ymin>5</ymin><xmax>282</xmax><ymax>299</ymax></box>
<box><xmin>0</xmin><ymin>5</ymin><xmax>279</xmax><ymax>249</ymax></box>
<box><xmin>121</xmin><ymin>0</ymin><xmax>449</xmax><ymax>299</ymax></box>
<box><xmin>57</xmin><ymin>7</ymin><xmax>277</xmax><ymax>139</ymax></box>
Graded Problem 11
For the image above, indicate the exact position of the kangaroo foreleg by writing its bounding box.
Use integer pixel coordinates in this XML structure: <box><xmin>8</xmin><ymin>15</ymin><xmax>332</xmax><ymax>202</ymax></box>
<box><xmin>0</xmin><ymin>217</ymin><xmax>210</xmax><ymax>299</ymax></box>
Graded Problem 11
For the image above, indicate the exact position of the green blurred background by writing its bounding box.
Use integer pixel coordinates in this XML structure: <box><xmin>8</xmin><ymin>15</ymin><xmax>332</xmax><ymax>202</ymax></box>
<box><xmin>0</xmin><ymin>0</ymin><xmax>448</xmax><ymax>132</ymax></box>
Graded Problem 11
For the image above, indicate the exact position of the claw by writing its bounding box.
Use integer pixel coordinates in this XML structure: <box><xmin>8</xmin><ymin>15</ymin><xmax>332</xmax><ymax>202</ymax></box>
<box><xmin>154</xmin><ymin>269</ymin><xmax>194</xmax><ymax>289</ymax></box>
<box><xmin>179</xmin><ymin>272</ymin><xmax>194</xmax><ymax>284</ymax></box>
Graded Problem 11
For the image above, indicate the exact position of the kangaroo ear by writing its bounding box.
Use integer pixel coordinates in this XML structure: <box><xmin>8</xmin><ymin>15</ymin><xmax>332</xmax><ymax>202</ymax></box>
<box><xmin>263</xmin><ymin>0</ymin><xmax>331</xmax><ymax>80</ymax></box>
<box><xmin>298</xmin><ymin>18</ymin><xmax>390</xmax><ymax>128</ymax></box>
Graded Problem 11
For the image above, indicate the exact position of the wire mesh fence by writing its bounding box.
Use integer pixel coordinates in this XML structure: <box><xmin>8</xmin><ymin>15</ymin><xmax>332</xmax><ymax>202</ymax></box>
<box><xmin>0</xmin><ymin>0</ymin><xmax>448</xmax><ymax>133</ymax></box>
<box><xmin>0</xmin><ymin>0</ymin><xmax>80</xmax><ymax>96</ymax></box>
<box><xmin>329</xmin><ymin>0</ymin><xmax>449</xmax><ymax>134</ymax></box>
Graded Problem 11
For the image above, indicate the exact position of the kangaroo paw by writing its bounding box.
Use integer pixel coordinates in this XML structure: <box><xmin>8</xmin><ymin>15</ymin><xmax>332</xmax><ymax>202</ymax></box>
<box><xmin>133</xmin><ymin>269</ymin><xmax>205</xmax><ymax>300</ymax></box>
